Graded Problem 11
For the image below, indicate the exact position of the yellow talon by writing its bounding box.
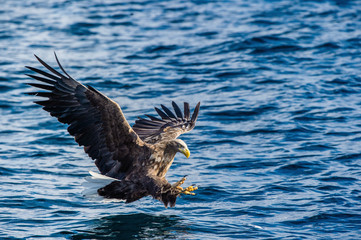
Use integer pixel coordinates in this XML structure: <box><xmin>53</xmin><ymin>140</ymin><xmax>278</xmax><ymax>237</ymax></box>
<box><xmin>184</xmin><ymin>186</ymin><xmax>198</xmax><ymax>192</ymax></box>
<box><xmin>183</xmin><ymin>191</ymin><xmax>195</xmax><ymax>195</ymax></box>
<box><xmin>176</xmin><ymin>186</ymin><xmax>183</xmax><ymax>191</ymax></box>
<box><xmin>180</xmin><ymin>185</ymin><xmax>198</xmax><ymax>195</ymax></box>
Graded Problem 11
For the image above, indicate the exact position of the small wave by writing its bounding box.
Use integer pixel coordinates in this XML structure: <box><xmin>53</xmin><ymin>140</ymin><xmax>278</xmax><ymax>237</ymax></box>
<box><xmin>334</xmin><ymin>153</ymin><xmax>361</xmax><ymax>161</ymax></box>
<box><xmin>284</xmin><ymin>212</ymin><xmax>361</xmax><ymax>226</ymax></box>
<box><xmin>276</xmin><ymin>161</ymin><xmax>325</xmax><ymax>175</ymax></box>
<box><xmin>319</xmin><ymin>176</ymin><xmax>357</xmax><ymax>183</ymax></box>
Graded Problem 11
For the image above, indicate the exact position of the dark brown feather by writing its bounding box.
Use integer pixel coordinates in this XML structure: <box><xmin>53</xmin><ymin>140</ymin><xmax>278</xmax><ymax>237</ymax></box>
<box><xmin>184</xmin><ymin>102</ymin><xmax>190</xmax><ymax>119</ymax></box>
<box><xmin>172</xmin><ymin>101</ymin><xmax>183</xmax><ymax>118</ymax></box>
<box><xmin>26</xmin><ymin>53</ymin><xmax>150</xmax><ymax>179</ymax></box>
<box><xmin>133</xmin><ymin>101</ymin><xmax>201</xmax><ymax>143</ymax></box>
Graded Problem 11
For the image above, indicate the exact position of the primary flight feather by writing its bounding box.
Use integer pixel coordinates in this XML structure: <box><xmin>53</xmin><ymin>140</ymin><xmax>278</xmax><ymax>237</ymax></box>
<box><xmin>26</xmin><ymin>53</ymin><xmax>200</xmax><ymax>208</ymax></box>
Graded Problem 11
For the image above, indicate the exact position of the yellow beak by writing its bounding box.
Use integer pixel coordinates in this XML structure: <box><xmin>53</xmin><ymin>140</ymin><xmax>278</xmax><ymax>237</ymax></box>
<box><xmin>180</xmin><ymin>148</ymin><xmax>190</xmax><ymax>158</ymax></box>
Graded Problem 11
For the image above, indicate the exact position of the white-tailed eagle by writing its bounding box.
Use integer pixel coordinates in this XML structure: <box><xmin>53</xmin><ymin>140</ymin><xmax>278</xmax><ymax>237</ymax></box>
<box><xmin>26</xmin><ymin>53</ymin><xmax>200</xmax><ymax>208</ymax></box>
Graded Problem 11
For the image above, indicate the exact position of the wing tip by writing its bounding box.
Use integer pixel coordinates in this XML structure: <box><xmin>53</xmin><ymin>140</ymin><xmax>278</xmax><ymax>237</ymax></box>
<box><xmin>172</xmin><ymin>101</ymin><xmax>183</xmax><ymax>118</ymax></box>
<box><xmin>184</xmin><ymin>102</ymin><xmax>190</xmax><ymax>119</ymax></box>
<box><xmin>34</xmin><ymin>54</ymin><xmax>42</xmax><ymax>62</ymax></box>
<box><xmin>191</xmin><ymin>101</ymin><xmax>201</xmax><ymax>122</ymax></box>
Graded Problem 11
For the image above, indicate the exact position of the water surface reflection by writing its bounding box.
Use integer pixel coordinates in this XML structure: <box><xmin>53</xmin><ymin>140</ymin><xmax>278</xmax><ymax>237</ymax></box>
<box><xmin>71</xmin><ymin>213</ymin><xmax>189</xmax><ymax>240</ymax></box>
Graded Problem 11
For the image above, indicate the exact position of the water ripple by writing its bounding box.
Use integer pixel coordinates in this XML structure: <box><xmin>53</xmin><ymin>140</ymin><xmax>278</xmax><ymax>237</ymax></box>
<box><xmin>2</xmin><ymin>0</ymin><xmax>361</xmax><ymax>239</ymax></box>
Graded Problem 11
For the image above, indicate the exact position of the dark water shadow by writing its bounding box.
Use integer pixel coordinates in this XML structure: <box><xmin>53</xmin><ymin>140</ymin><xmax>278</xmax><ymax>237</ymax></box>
<box><xmin>70</xmin><ymin>213</ymin><xmax>189</xmax><ymax>240</ymax></box>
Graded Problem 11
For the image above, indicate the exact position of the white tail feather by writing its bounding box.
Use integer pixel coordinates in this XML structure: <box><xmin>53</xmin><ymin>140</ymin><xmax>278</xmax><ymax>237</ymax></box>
<box><xmin>82</xmin><ymin>171</ymin><xmax>124</xmax><ymax>202</ymax></box>
<box><xmin>88</xmin><ymin>171</ymin><xmax>119</xmax><ymax>180</ymax></box>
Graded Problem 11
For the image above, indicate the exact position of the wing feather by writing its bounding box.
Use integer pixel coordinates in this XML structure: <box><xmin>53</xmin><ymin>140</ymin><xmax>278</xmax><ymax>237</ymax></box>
<box><xmin>161</xmin><ymin>104</ymin><xmax>177</xmax><ymax>120</ymax></box>
<box><xmin>184</xmin><ymin>102</ymin><xmax>190</xmax><ymax>120</ymax></box>
<box><xmin>27</xmin><ymin>83</ymin><xmax>55</xmax><ymax>91</ymax></box>
<box><xmin>154</xmin><ymin>107</ymin><xmax>171</xmax><ymax>120</ymax></box>
<box><xmin>191</xmin><ymin>102</ymin><xmax>201</xmax><ymax>123</ymax></box>
<box><xmin>145</xmin><ymin>114</ymin><xmax>164</xmax><ymax>123</ymax></box>
<box><xmin>133</xmin><ymin>101</ymin><xmax>200</xmax><ymax>143</ymax></box>
<box><xmin>172</xmin><ymin>101</ymin><xmax>183</xmax><ymax>119</ymax></box>
<box><xmin>25</xmin><ymin>66</ymin><xmax>60</xmax><ymax>81</ymax></box>
<box><xmin>26</xmin><ymin>53</ymin><xmax>150</xmax><ymax>179</ymax></box>
<box><xmin>25</xmin><ymin>74</ymin><xmax>56</xmax><ymax>85</ymax></box>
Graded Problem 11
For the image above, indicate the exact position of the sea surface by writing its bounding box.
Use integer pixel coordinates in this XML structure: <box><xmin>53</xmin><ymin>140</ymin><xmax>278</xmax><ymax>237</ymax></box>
<box><xmin>1</xmin><ymin>0</ymin><xmax>361</xmax><ymax>239</ymax></box>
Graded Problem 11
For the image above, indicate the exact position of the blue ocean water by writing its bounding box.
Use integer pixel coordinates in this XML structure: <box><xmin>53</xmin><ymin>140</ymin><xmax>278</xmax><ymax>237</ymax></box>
<box><xmin>1</xmin><ymin>0</ymin><xmax>361</xmax><ymax>239</ymax></box>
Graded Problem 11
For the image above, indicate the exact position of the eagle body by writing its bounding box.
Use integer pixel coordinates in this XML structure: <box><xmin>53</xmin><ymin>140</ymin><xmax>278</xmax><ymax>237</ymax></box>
<box><xmin>98</xmin><ymin>139</ymin><xmax>185</xmax><ymax>205</ymax></box>
<box><xmin>26</xmin><ymin>53</ymin><xmax>200</xmax><ymax>207</ymax></box>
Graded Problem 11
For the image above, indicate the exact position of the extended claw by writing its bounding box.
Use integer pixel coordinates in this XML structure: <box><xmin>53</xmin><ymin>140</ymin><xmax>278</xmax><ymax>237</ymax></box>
<box><xmin>172</xmin><ymin>175</ymin><xmax>188</xmax><ymax>188</ymax></box>
<box><xmin>184</xmin><ymin>185</ymin><xmax>198</xmax><ymax>192</ymax></box>
<box><xmin>181</xmin><ymin>185</ymin><xmax>198</xmax><ymax>195</ymax></box>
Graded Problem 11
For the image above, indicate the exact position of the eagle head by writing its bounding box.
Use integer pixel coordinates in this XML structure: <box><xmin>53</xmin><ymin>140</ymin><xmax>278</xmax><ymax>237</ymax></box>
<box><xmin>167</xmin><ymin>139</ymin><xmax>190</xmax><ymax>158</ymax></box>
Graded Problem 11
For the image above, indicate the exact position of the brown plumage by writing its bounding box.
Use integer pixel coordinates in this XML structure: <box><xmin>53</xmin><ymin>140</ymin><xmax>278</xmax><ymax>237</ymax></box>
<box><xmin>26</xmin><ymin>53</ymin><xmax>200</xmax><ymax>207</ymax></box>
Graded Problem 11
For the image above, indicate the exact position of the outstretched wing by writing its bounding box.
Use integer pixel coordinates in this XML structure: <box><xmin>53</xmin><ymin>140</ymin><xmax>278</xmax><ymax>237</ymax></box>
<box><xmin>26</xmin><ymin>53</ymin><xmax>150</xmax><ymax>179</ymax></box>
<box><xmin>132</xmin><ymin>101</ymin><xmax>200</xmax><ymax>143</ymax></box>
